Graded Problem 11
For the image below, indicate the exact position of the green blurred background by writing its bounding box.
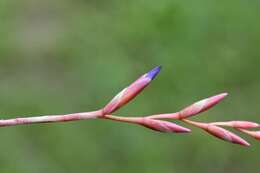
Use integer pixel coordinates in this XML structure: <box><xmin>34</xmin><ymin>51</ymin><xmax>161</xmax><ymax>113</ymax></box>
<box><xmin>0</xmin><ymin>0</ymin><xmax>260</xmax><ymax>172</ymax></box>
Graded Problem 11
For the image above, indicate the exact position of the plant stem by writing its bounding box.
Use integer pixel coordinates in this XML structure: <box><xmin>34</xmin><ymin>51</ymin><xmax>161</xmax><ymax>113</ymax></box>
<box><xmin>181</xmin><ymin>119</ymin><xmax>208</xmax><ymax>129</ymax></box>
<box><xmin>104</xmin><ymin>115</ymin><xmax>141</xmax><ymax>124</ymax></box>
<box><xmin>0</xmin><ymin>110</ymin><xmax>103</xmax><ymax>127</ymax></box>
<box><xmin>147</xmin><ymin>112</ymin><xmax>180</xmax><ymax>119</ymax></box>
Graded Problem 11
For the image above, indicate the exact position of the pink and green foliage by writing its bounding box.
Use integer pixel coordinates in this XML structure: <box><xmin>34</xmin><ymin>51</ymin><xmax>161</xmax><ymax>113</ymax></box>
<box><xmin>0</xmin><ymin>66</ymin><xmax>259</xmax><ymax>147</ymax></box>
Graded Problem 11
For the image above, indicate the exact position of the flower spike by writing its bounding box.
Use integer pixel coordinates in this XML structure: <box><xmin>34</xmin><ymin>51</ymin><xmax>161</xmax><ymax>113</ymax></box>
<box><xmin>147</xmin><ymin>93</ymin><xmax>228</xmax><ymax>120</ymax></box>
<box><xmin>103</xmin><ymin>66</ymin><xmax>161</xmax><ymax>115</ymax></box>
<box><xmin>179</xmin><ymin>93</ymin><xmax>228</xmax><ymax>119</ymax></box>
<box><xmin>0</xmin><ymin>66</ymin><xmax>258</xmax><ymax>148</ymax></box>
<box><xmin>206</xmin><ymin>125</ymin><xmax>250</xmax><ymax>147</ymax></box>
<box><xmin>182</xmin><ymin>119</ymin><xmax>250</xmax><ymax>147</ymax></box>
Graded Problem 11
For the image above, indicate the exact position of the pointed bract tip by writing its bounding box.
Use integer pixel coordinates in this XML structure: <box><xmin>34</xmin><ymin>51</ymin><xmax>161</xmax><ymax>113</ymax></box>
<box><xmin>146</xmin><ymin>66</ymin><xmax>162</xmax><ymax>80</ymax></box>
<box><xmin>211</xmin><ymin>92</ymin><xmax>228</xmax><ymax>101</ymax></box>
<box><xmin>240</xmin><ymin>130</ymin><xmax>260</xmax><ymax>140</ymax></box>
<box><xmin>182</xmin><ymin>128</ymin><xmax>192</xmax><ymax>133</ymax></box>
<box><xmin>243</xmin><ymin>141</ymin><xmax>251</xmax><ymax>147</ymax></box>
<box><xmin>220</xmin><ymin>92</ymin><xmax>228</xmax><ymax>97</ymax></box>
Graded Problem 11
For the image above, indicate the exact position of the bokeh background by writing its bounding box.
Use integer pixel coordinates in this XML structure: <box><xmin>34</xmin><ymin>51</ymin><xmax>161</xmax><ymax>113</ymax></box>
<box><xmin>0</xmin><ymin>0</ymin><xmax>260</xmax><ymax>172</ymax></box>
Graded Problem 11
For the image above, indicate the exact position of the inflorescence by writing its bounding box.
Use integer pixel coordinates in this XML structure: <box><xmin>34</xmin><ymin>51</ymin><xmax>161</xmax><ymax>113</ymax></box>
<box><xmin>0</xmin><ymin>66</ymin><xmax>259</xmax><ymax>147</ymax></box>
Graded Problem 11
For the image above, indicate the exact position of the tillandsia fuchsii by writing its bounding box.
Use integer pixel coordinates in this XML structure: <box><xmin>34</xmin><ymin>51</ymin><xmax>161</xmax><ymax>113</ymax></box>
<box><xmin>102</xmin><ymin>66</ymin><xmax>162</xmax><ymax>115</ymax></box>
<box><xmin>0</xmin><ymin>65</ymin><xmax>259</xmax><ymax>147</ymax></box>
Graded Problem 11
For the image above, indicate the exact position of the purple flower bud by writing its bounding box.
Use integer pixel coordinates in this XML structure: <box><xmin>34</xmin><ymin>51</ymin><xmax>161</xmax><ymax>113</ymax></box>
<box><xmin>145</xmin><ymin>66</ymin><xmax>162</xmax><ymax>80</ymax></box>
<box><xmin>103</xmin><ymin>66</ymin><xmax>161</xmax><ymax>115</ymax></box>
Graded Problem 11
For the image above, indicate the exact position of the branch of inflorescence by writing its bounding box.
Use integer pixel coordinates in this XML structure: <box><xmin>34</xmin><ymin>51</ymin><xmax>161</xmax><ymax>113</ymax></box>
<box><xmin>0</xmin><ymin>66</ymin><xmax>259</xmax><ymax>147</ymax></box>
